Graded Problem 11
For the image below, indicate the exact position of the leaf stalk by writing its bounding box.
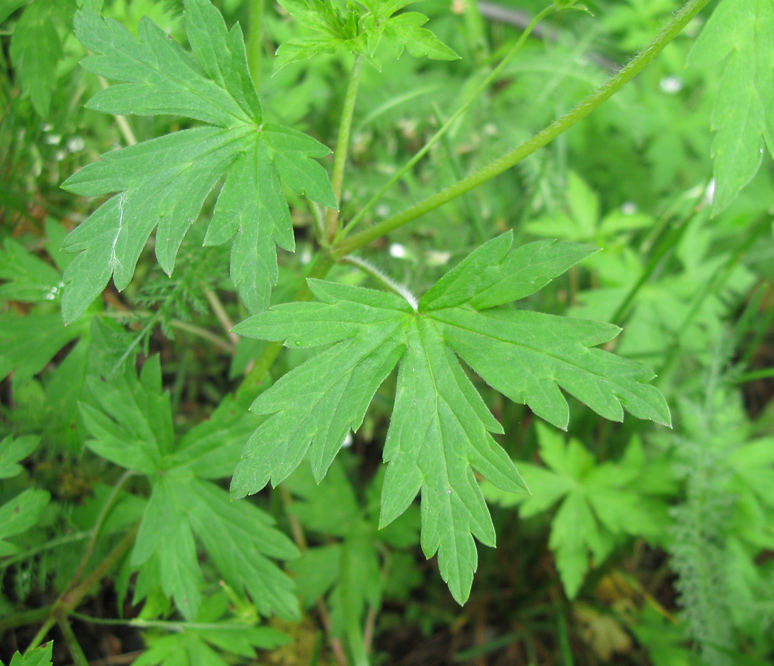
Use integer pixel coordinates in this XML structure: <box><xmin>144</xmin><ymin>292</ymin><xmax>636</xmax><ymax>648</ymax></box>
<box><xmin>327</xmin><ymin>55</ymin><xmax>366</xmax><ymax>242</ymax></box>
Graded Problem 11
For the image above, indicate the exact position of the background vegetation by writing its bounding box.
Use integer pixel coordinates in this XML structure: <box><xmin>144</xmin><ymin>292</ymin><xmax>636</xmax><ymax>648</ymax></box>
<box><xmin>1</xmin><ymin>0</ymin><xmax>773</xmax><ymax>665</ymax></box>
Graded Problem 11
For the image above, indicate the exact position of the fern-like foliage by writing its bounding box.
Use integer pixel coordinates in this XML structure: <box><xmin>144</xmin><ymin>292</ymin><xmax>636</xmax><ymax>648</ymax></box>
<box><xmin>668</xmin><ymin>346</ymin><xmax>742</xmax><ymax>666</ymax></box>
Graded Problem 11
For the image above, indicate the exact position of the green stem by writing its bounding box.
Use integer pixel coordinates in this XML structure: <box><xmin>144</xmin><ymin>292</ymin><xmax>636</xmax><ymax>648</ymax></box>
<box><xmin>733</xmin><ymin>367</ymin><xmax>774</xmax><ymax>384</ymax></box>
<box><xmin>247</xmin><ymin>0</ymin><xmax>264</xmax><ymax>89</ymax></box>
<box><xmin>333</xmin><ymin>0</ymin><xmax>712</xmax><ymax>258</ymax></box>
<box><xmin>23</xmin><ymin>618</ymin><xmax>56</xmax><ymax>654</ymax></box>
<box><xmin>236</xmin><ymin>251</ymin><xmax>336</xmax><ymax>398</ymax></box>
<box><xmin>170</xmin><ymin>319</ymin><xmax>235</xmax><ymax>354</ymax></box>
<box><xmin>327</xmin><ymin>55</ymin><xmax>366</xmax><ymax>242</ymax></box>
<box><xmin>70</xmin><ymin>470</ymin><xmax>134</xmax><ymax>587</ymax></box>
<box><xmin>56</xmin><ymin>615</ymin><xmax>89</xmax><ymax>666</ymax></box>
<box><xmin>70</xmin><ymin>612</ymin><xmax>256</xmax><ymax>632</ymax></box>
<box><xmin>338</xmin><ymin>5</ymin><xmax>557</xmax><ymax>240</ymax></box>
<box><xmin>610</xmin><ymin>208</ymin><xmax>699</xmax><ymax>327</ymax></box>
<box><xmin>1</xmin><ymin>531</ymin><xmax>90</xmax><ymax>568</ymax></box>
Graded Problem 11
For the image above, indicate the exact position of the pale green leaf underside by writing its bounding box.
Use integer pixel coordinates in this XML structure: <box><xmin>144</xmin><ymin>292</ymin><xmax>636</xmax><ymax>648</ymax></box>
<box><xmin>688</xmin><ymin>0</ymin><xmax>774</xmax><ymax>213</ymax></box>
<box><xmin>61</xmin><ymin>0</ymin><xmax>335</xmax><ymax>323</ymax></box>
<box><xmin>232</xmin><ymin>233</ymin><xmax>670</xmax><ymax>604</ymax></box>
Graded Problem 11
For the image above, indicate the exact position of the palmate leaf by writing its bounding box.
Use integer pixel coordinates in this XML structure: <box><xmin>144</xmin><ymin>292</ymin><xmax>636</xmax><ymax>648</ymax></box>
<box><xmin>688</xmin><ymin>0</ymin><xmax>774</xmax><ymax>214</ymax></box>
<box><xmin>483</xmin><ymin>425</ymin><xmax>672</xmax><ymax>597</ymax></box>
<box><xmin>61</xmin><ymin>0</ymin><xmax>336</xmax><ymax>323</ymax></box>
<box><xmin>232</xmin><ymin>233</ymin><xmax>671</xmax><ymax>603</ymax></box>
<box><xmin>81</xmin><ymin>356</ymin><xmax>300</xmax><ymax>620</ymax></box>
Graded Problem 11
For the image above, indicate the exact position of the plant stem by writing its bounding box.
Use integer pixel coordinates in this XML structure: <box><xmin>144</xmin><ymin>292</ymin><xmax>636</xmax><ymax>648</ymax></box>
<box><xmin>23</xmin><ymin>618</ymin><xmax>56</xmax><ymax>654</ymax></box>
<box><xmin>338</xmin><ymin>4</ymin><xmax>556</xmax><ymax>240</ymax></box>
<box><xmin>1</xmin><ymin>531</ymin><xmax>91</xmax><ymax>568</ymax></box>
<box><xmin>62</xmin><ymin>524</ymin><xmax>139</xmax><ymax>610</ymax></box>
<box><xmin>56</xmin><ymin>614</ymin><xmax>90</xmax><ymax>666</ymax></box>
<box><xmin>12</xmin><ymin>524</ymin><xmax>141</xmax><ymax>652</ymax></box>
<box><xmin>327</xmin><ymin>55</ymin><xmax>366</xmax><ymax>242</ymax></box>
<box><xmin>98</xmin><ymin>77</ymin><xmax>137</xmax><ymax>146</ymax></box>
<box><xmin>341</xmin><ymin>255</ymin><xmax>418</xmax><ymax>310</ymax></box>
<box><xmin>70</xmin><ymin>470</ymin><xmax>134</xmax><ymax>587</ymax></box>
<box><xmin>69</xmin><ymin>612</ymin><xmax>257</xmax><ymax>632</ymax></box>
<box><xmin>169</xmin><ymin>319</ymin><xmax>235</xmax><ymax>354</ymax></box>
<box><xmin>333</xmin><ymin>0</ymin><xmax>712</xmax><ymax>258</ymax></box>
<box><xmin>734</xmin><ymin>367</ymin><xmax>774</xmax><ymax>384</ymax></box>
<box><xmin>247</xmin><ymin>0</ymin><xmax>264</xmax><ymax>89</ymax></box>
<box><xmin>237</xmin><ymin>250</ymin><xmax>336</xmax><ymax>397</ymax></box>
<box><xmin>204</xmin><ymin>288</ymin><xmax>239</xmax><ymax>345</ymax></box>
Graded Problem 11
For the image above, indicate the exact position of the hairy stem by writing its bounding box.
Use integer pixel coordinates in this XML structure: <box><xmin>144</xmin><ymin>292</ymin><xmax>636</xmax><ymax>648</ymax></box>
<box><xmin>333</xmin><ymin>0</ymin><xmax>712</xmax><ymax>258</ymax></box>
<box><xmin>341</xmin><ymin>255</ymin><xmax>418</xmax><ymax>310</ymax></box>
<box><xmin>327</xmin><ymin>55</ymin><xmax>366</xmax><ymax>242</ymax></box>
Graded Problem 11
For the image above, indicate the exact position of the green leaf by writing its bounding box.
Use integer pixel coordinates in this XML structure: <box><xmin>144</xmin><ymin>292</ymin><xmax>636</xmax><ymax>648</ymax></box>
<box><xmin>0</xmin><ymin>0</ymin><xmax>29</xmax><ymax>25</ymax></box>
<box><xmin>232</xmin><ymin>233</ymin><xmax>670</xmax><ymax>603</ymax></box>
<box><xmin>0</xmin><ymin>435</ymin><xmax>39</xmax><ymax>479</ymax></box>
<box><xmin>174</xmin><ymin>476</ymin><xmax>300</xmax><ymax>619</ymax></box>
<box><xmin>132</xmin><ymin>594</ymin><xmax>288</xmax><ymax>666</ymax></box>
<box><xmin>61</xmin><ymin>0</ymin><xmax>335</xmax><ymax>323</ymax></box>
<box><xmin>82</xmin><ymin>357</ymin><xmax>299</xmax><ymax>620</ymax></box>
<box><xmin>4</xmin><ymin>643</ymin><xmax>53</xmax><ymax>666</ymax></box>
<box><xmin>81</xmin><ymin>355</ymin><xmax>172</xmax><ymax>473</ymax></box>
<box><xmin>381</xmin><ymin>13</ymin><xmax>459</xmax><ymax>61</ymax></box>
<box><xmin>272</xmin><ymin>0</ymin><xmax>457</xmax><ymax>70</ymax></box>
<box><xmin>484</xmin><ymin>423</ymin><xmax>671</xmax><ymax>597</ymax></box>
<box><xmin>284</xmin><ymin>463</ymin><xmax>384</xmax><ymax>642</ymax></box>
<box><xmin>0</xmin><ymin>488</ymin><xmax>51</xmax><ymax>557</ymax></box>
<box><xmin>0</xmin><ymin>313</ymin><xmax>86</xmax><ymax>385</ymax></box>
<box><xmin>132</xmin><ymin>478</ymin><xmax>204</xmax><ymax>620</ymax></box>
<box><xmin>0</xmin><ymin>237</ymin><xmax>63</xmax><ymax>303</ymax></box>
<box><xmin>9</xmin><ymin>0</ymin><xmax>75</xmax><ymax>118</ymax></box>
<box><xmin>688</xmin><ymin>0</ymin><xmax>774</xmax><ymax>213</ymax></box>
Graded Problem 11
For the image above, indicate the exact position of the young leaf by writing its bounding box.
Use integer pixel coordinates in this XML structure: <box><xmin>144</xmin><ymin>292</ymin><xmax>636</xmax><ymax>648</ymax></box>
<box><xmin>232</xmin><ymin>233</ymin><xmax>671</xmax><ymax>603</ymax></box>
<box><xmin>380</xmin><ymin>13</ymin><xmax>459</xmax><ymax>61</ymax></box>
<box><xmin>688</xmin><ymin>0</ymin><xmax>774</xmax><ymax>214</ymax></box>
<box><xmin>0</xmin><ymin>313</ymin><xmax>86</xmax><ymax>386</ymax></box>
<box><xmin>273</xmin><ymin>0</ymin><xmax>457</xmax><ymax>71</ymax></box>
<box><xmin>61</xmin><ymin>0</ymin><xmax>336</xmax><ymax>323</ymax></box>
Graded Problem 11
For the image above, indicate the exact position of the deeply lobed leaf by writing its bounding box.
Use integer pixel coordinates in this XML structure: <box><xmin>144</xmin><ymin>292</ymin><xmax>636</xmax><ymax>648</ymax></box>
<box><xmin>81</xmin><ymin>356</ymin><xmax>300</xmax><ymax>620</ymax></box>
<box><xmin>688</xmin><ymin>0</ymin><xmax>774</xmax><ymax>213</ymax></box>
<box><xmin>233</xmin><ymin>233</ymin><xmax>671</xmax><ymax>603</ymax></box>
<box><xmin>61</xmin><ymin>0</ymin><xmax>336</xmax><ymax>323</ymax></box>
